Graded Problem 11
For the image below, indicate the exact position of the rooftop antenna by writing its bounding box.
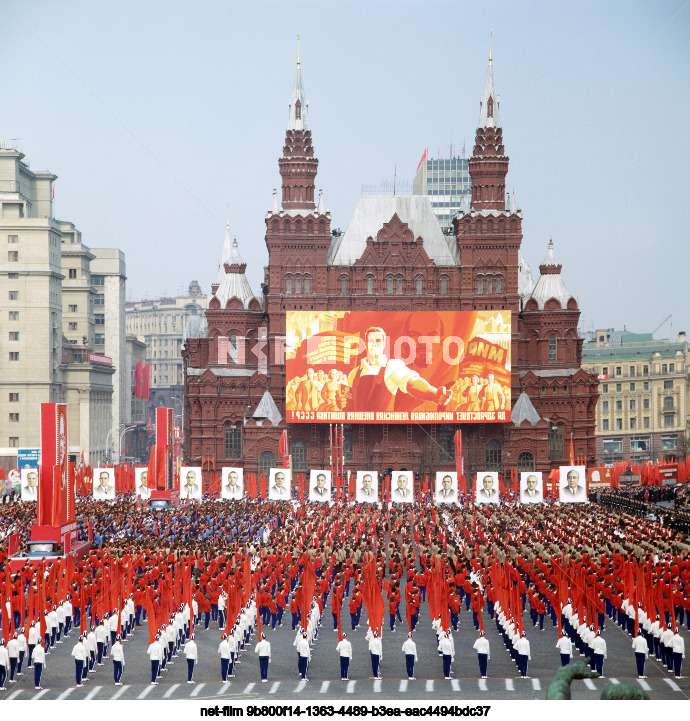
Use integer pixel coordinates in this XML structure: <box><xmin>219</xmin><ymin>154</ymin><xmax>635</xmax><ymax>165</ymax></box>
<box><xmin>393</xmin><ymin>163</ymin><xmax>397</xmax><ymax>195</ymax></box>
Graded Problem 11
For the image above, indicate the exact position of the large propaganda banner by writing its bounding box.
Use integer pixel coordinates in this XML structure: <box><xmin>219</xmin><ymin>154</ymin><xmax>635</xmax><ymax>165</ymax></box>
<box><xmin>285</xmin><ymin>310</ymin><xmax>511</xmax><ymax>424</ymax></box>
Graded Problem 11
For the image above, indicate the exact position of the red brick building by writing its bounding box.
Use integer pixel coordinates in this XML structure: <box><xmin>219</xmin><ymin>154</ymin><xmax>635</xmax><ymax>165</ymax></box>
<box><xmin>182</xmin><ymin>53</ymin><xmax>599</xmax><ymax>483</ymax></box>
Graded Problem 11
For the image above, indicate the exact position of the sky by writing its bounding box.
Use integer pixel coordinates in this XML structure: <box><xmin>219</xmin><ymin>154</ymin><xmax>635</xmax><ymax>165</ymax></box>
<box><xmin>3</xmin><ymin>0</ymin><xmax>690</xmax><ymax>339</ymax></box>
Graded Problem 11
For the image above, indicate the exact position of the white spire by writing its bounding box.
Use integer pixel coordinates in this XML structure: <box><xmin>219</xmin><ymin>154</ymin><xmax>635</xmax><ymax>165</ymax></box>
<box><xmin>541</xmin><ymin>238</ymin><xmax>559</xmax><ymax>267</ymax></box>
<box><xmin>478</xmin><ymin>34</ymin><xmax>500</xmax><ymax>128</ymax></box>
<box><xmin>272</xmin><ymin>189</ymin><xmax>279</xmax><ymax>214</ymax></box>
<box><xmin>288</xmin><ymin>38</ymin><xmax>309</xmax><ymax>131</ymax></box>
<box><xmin>317</xmin><ymin>189</ymin><xmax>325</xmax><ymax>215</ymax></box>
<box><xmin>217</xmin><ymin>223</ymin><xmax>233</xmax><ymax>283</ymax></box>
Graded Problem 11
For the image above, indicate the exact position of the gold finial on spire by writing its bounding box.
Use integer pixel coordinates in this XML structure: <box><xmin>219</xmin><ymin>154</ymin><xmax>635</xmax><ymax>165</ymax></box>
<box><xmin>297</xmin><ymin>33</ymin><xmax>300</xmax><ymax>67</ymax></box>
<box><xmin>226</xmin><ymin>201</ymin><xmax>230</xmax><ymax>230</ymax></box>
<box><xmin>489</xmin><ymin>29</ymin><xmax>493</xmax><ymax>65</ymax></box>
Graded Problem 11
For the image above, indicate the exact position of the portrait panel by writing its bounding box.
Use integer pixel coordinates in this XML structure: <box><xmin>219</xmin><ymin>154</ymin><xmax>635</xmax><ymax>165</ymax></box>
<box><xmin>519</xmin><ymin>472</ymin><xmax>543</xmax><ymax>504</ymax></box>
<box><xmin>356</xmin><ymin>470</ymin><xmax>379</xmax><ymax>503</ymax></box>
<box><xmin>20</xmin><ymin>467</ymin><xmax>39</xmax><ymax>502</ymax></box>
<box><xmin>559</xmin><ymin>465</ymin><xmax>587</xmax><ymax>503</ymax></box>
<box><xmin>135</xmin><ymin>467</ymin><xmax>151</xmax><ymax>499</ymax></box>
<box><xmin>476</xmin><ymin>471</ymin><xmax>499</xmax><ymax>504</ymax></box>
<box><xmin>390</xmin><ymin>471</ymin><xmax>413</xmax><ymax>503</ymax></box>
<box><xmin>221</xmin><ymin>467</ymin><xmax>244</xmax><ymax>500</ymax></box>
<box><xmin>268</xmin><ymin>468</ymin><xmax>292</xmax><ymax>500</ymax></box>
<box><xmin>309</xmin><ymin>469</ymin><xmax>331</xmax><ymax>502</ymax></box>
<box><xmin>180</xmin><ymin>466</ymin><xmax>203</xmax><ymax>499</ymax></box>
<box><xmin>435</xmin><ymin>471</ymin><xmax>458</xmax><ymax>504</ymax></box>
<box><xmin>93</xmin><ymin>467</ymin><xmax>115</xmax><ymax>500</ymax></box>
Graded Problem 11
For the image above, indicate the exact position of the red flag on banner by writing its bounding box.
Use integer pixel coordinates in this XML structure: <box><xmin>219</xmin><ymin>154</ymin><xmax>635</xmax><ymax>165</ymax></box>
<box><xmin>569</xmin><ymin>434</ymin><xmax>574</xmax><ymax>465</ymax></box>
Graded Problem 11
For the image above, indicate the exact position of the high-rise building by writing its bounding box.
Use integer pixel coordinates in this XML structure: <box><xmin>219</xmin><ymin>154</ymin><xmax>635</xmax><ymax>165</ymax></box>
<box><xmin>0</xmin><ymin>140</ymin><xmax>120</xmax><ymax>467</ymax></box>
<box><xmin>125</xmin><ymin>281</ymin><xmax>206</xmax><ymax>424</ymax></box>
<box><xmin>412</xmin><ymin>155</ymin><xmax>472</xmax><ymax>229</ymax></box>
<box><xmin>581</xmin><ymin>330</ymin><xmax>689</xmax><ymax>461</ymax></box>
<box><xmin>183</xmin><ymin>49</ymin><xmax>599</xmax><ymax>477</ymax></box>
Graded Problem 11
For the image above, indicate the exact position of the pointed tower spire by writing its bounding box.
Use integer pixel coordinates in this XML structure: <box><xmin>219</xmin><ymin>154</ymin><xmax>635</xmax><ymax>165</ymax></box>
<box><xmin>469</xmin><ymin>34</ymin><xmax>509</xmax><ymax>210</ymax></box>
<box><xmin>279</xmin><ymin>40</ymin><xmax>318</xmax><ymax>210</ymax></box>
<box><xmin>288</xmin><ymin>33</ymin><xmax>309</xmax><ymax>132</ymax></box>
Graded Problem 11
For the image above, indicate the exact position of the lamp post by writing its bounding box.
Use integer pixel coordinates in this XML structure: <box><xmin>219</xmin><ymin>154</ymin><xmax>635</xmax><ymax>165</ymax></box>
<box><xmin>119</xmin><ymin>425</ymin><xmax>137</xmax><ymax>464</ymax></box>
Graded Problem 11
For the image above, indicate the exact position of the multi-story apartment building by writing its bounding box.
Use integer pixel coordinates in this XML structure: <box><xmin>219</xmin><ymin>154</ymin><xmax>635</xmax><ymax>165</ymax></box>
<box><xmin>125</xmin><ymin>281</ymin><xmax>206</xmax><ymax>423</ymax></box>
<box><xmin>412</xmin><ymin>155</ymin><xmax>473</xmax><ymax>229</ymax></box>
<box><xmin>0</xmin><ymin>139</ymin><xmax>126</xmax><ymax>467</ymax></box>
<box><xmin>581</xmin><ymin>330</ymin><xmax>689</xmax><ymax>462</ymax></box>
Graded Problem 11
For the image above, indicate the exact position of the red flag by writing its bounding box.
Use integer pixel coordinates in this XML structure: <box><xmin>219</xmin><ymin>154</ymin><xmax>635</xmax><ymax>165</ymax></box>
<box><xmin>142</xmin><ymin>362</ymin><xmax>151</xmax><ymax>400</ymax></box>
<box><xmin>134</xmin><ymin>359</ymin><xmax>143</xmax><ymax>400</ymax></box>
<box><xmin>569</xmin><ymin>434</ymin><xmax>574</xmax><ymax>465</ymax></box>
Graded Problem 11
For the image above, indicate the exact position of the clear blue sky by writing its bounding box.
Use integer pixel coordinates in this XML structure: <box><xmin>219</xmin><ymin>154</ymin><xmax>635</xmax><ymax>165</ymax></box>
<box><xmin>4</xmin><ymin>0</ymin><xmax>689</xmax><ymax>339</ymax></box>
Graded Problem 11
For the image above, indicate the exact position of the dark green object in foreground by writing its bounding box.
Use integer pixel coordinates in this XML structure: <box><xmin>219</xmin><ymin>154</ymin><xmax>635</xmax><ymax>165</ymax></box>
<box><xmin>546</xmin><ymin>660</ymin><xmax>649</xmax><ymax>700</ymax></box>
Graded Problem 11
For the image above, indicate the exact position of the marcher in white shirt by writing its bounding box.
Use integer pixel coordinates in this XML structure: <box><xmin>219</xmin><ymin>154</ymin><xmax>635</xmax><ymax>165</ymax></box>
<box><xmin>71</xmin><ymin>636</ymin><xmax>87</xmax><ymax>686</ymax></box>
<box><xmin>147</xmin><ymin>634</ymin><xmax>163</xmax><ymax>684</ymax></box>
<box><xmin>31</xmin><ymin>638</ymin><xmax>46</xmax><ymax>689</ymax></box>
<box><xmin>671</xmin><ymin>628</ymin><xmax>685</xmax><ymax>678</ymax></box>
<box><xmin>0</xmin><ymin>639</ymin><xmax>9</xmax><ymax>689</ymax></box>
<box><xmin>218</xmin><ymin>634</ymin><xmax>231</xmax><ymax>682</ymax></box>
<box><xmin>6</xmin><ymin>634</ymin><xmax>19</xmax><ymax>683</ymax></box>
<box><xmin>439</xmin><ymin>631</ymin><xmax>454</xmax><ymax>679</ymax></box>
<box><xmin>296</xmin><ymin>632</ymin><xmax>311</xmax><ymax>679</ymax></box>
<box><xmin>591</xmin><ymin>630</ymin><xmax>607</xmax><ymax>677</ymax></box>
<box><xmin>255</xmin><ymin>633</ymin><xmax>271</xmax><ymax>683</ymax></box>
<box><xmin>632</xmin><ymin>631</ymin><xmax>649</xmax><ymax>678</ymax></box>
<box><xmin>402</xmin><ymin>632</ymin><xmax>417</xmax><ymax>680</ymax></box>
<box><xmin>368</xmin><ymin>629</ymin><xmax>383</xmax><ymax>679</ymax></box>
<box><xmin>183</xmin><ymin>633</ymin><xmax>198</xmax><ymax>683</ymax></box>
<box><xmin>515</xmin><ymin>631</ymin><xmax>531</xmax><ymax>678</ymax></box>
<box><xmin>556</xmin><ymin>631</ymin><xmax>573</xmax><ymax>666</ymax></box>
<box><xmin>472</xmin><ymin>631</ymin><xmax>490</xmax><ymax>678</ymax></box>
<box><xmin>335</xmin><ymin>633</ymin><xmax>352</xmax><ymax>680</ymax></box>
<box><xmin>111</xmin><ymin>635</ymin><xmax>125</xmax><ymax>685</ymax></box>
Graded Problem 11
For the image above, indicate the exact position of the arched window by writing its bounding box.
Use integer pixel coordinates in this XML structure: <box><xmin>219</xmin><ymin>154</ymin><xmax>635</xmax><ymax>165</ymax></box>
<box><xmin>225</xmin><ymin>422</ymin><xmax>242</xmax><ymax>459</ymax></box>
<box><xmin>548</xmin><ymin>425</ymin><xmax>564</xmax><ymax>460</ymax></box>
<box><xmin>438</xmin><ymin>426</ymin><xmax>455</xmax><ymax>462</ymax></box>
<box><xmin>304</xmin><ymin>276</ymin><xmax>310</xmax><ymax>294</ymax></box>
<box><xmin>295</xmin><ymin>276</ymin><xmax>301</xmax><ymax>294</ymax></box>
<box><xmin>416</xmin><ymin>277</ymin><xmax>423</xmax><ymax>295</ymax></box>
<box><xmin>440</xmin><ymin>276</ymin><xmax>448</xmax><ymax>295</ymax></box>
<box><xmin>366</xmin><ymin>277</ymin><xmax>374</xmax><ymax>295</ymax></box>
<box><xmin>258</xmin><ymin>451</ymin><xmax>276</xmax><ymax>477</ymax></box>
<box><xmin>485</xmin><ymin>439</ymin><xmax>502</xmax><ymax>471</ymax></box>
<box><xmin>229</xmin><ymin>333</ymin><xmax>238</xmax><ymax>363</ymax></box>
<box><xmin>343</xmin><ymin>425</ymin><xmax>354</xmax><ymax>462</ymax></box>
<box><xmin>477</xmin><ymin>277</ymin><xmax>483</xmax><ymax>294</ymax></box>
<box><xmin>396</xmin><ymin>277</ymin><xmax>403</xmax><ymax>295</ymax></box>
<box><xmin>340</xmin><ymin>276</ymin><xmax>347</xmax><ymax>295</ymax></box>
<box><xmin>548</xmin><ymin>334</ymin><xmax>557</xmax><ymax>363</ymax></box>
<box><xmin>295</xmin><ymin>99</ymin><xmax>302</xmax><ymax>120</ymax></box>
<box><xmin>495</xmin><ymin>276</ymin><xmax>502</xmax><ymax>293</ymax></box>
<box><xmin>486</xmin><ymin>277</ymin><xmax>493</xmax><ymax>295</ymax></box>
<box><xmin>517</xmin><ymin>451</ymin><xmax>535</xmax><ymax>472</ymax></box>
<box><xmin>291</xmin><ymin>439</ymin><xmax>307</xmax><ymax>471</ymax></box>
<box><xmin>386</xmin><ymin>276</ymin><xmax>393</xmax><ymax>294</ymax></box>
<box><xmin>285</xmin><ymin>276</ymin><xmax>292</xmax><ymax>294</ymax></box>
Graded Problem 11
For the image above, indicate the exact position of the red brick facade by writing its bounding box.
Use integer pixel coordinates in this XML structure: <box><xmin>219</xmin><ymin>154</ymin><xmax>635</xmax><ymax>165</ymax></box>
<box><xmin>183</xmin><ymin>59</ymin><xmax>598</xmax><ymax>482</ymax></box>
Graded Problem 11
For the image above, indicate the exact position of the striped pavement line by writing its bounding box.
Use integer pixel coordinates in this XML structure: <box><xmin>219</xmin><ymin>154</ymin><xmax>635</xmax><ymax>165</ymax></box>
<box><xmin>346</xmin><ymin>681</ymin><xmax>356</xmax><ymax>693</ymax></box>
<box><xmin>531</xmin><ymin>678</ymin><xmax>541</xmax><ymax>691</ymax></box>
<box><xmin>7</xmin><ymin>689</ymin><xmax>23</xmax><ymax>700</ymax></box>
<box><xmin>217</xmin><ymin>682</ymin><xmax>230</xmax><ymax>695</ymax></box>
<box><xmin>243</xmin><ymin>683</ymin><xmax>255</xmax><ymax>694</ymax></box>
<box><xmin>663</xmin><ymin>678</ymin><xmax>681</xmax><ymax>691</ymax></box>
<box><xmin>33</xmin><ymin>689</ymin><xmax>50</xmax><ymax>700</ymax></box>
<box><xmin>294</xmin><ymin>680</ymin><xmax>307</xmax><ymax>693</ymax></box>
<box><xmin>373</xmin><ymin>680</ymin><xmax>382</xmax><ymax>692</ymax></box>
<box><xmin>319</xmin><ymin>681</ymin><xmax>330</xmax><ymax>693</ymax></box>
<box><xmin>609</xmin><ymin>678</ymin><xmax>620</xmax><ymax>684</ymax></box>
<box><xmin>111</xmin><ymin>685</ymin><xmax>129</xmax><ymax>700</ymax></box>
<box><xmin>269</xmin><ymin>682</ymin><xmax>281</xmax><ymax>694</ymax></box>
<box><xmin>478</xmin><ymin>679</ymin><xmax>487</xmax><ymax>691</ymax></box>
<box><xmin>399</xmin><ymin>680</ymin><xmax>408</xmax><ymax>692</ymax></box>
<box><xmin>426</xmin><ymin>680</ymin><xmax>434</xmax><ymax>692</ymax></box>
<box><xmin>139</xmin><ymin>685</ymin><xmax>155</xmax><ymax>699</ymax></box>
<box><xmin>84</xmin><ymin>685</ymin><xmax>102</xmax><ymax>700</ymax></box>
<box><xmin>164</xmin><ymin>684</ymin><xmax>180</xmax><ymax>698</ymax></box>
<box><xmin>505</xmin><ymin>679</ymin><xmax>514</xmax><ymax>691</ymax></box>
<box><xmin>637</xmin><ymin>679</ymin><xmax>651</xmax><ymax>691</ymax></box>
<box><xmin>583</xmin><ymin>679</ymin><xmax>597</xmax><ymax>690</ymax></box>
<box><xmin>451</xmin><ymin>680</ymin><xmax>460</xmax><ymax>691</ymax></box>
<box><xmin>190</xmin><ymin>683</ymin><xmax>206</xmax><ymax>697</ymax></box>
<box><xmin>57</xmin><ymin>687</ymin><xmax>75</xmax><ymax>700</ymax></box>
